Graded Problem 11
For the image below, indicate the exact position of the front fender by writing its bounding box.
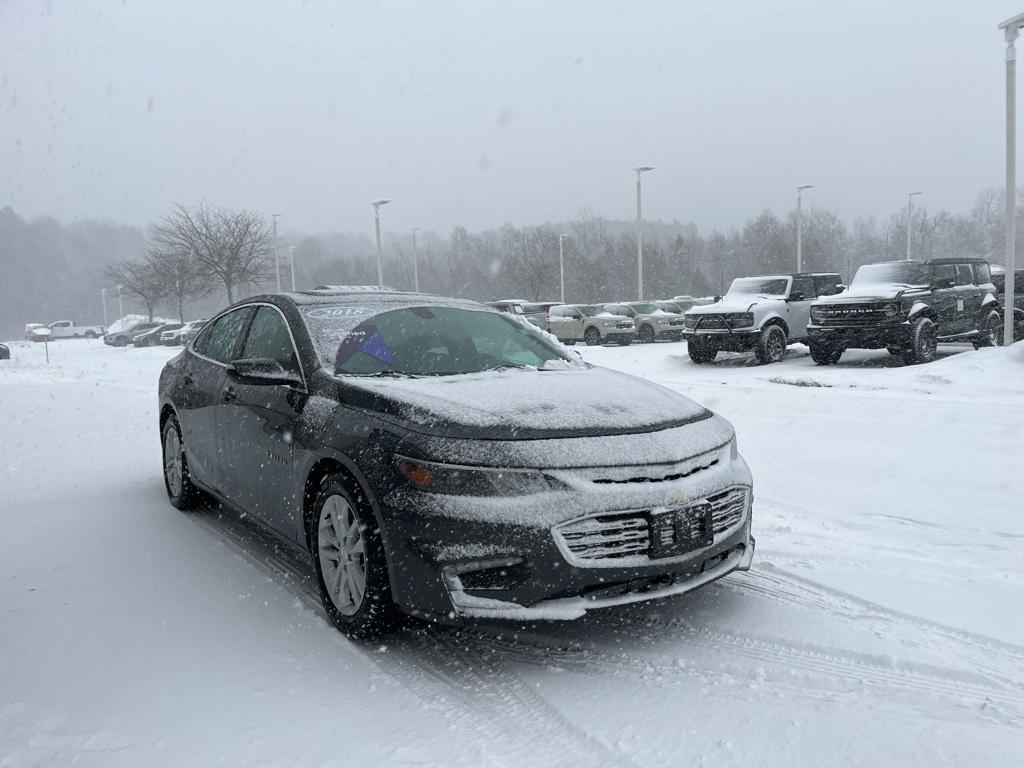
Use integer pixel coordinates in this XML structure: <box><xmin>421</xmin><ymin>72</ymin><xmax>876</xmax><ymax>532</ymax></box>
<box><xmin>907</xmin><ymin>301</ymin><xmax>932</xmax><ymax>320</ymax></box>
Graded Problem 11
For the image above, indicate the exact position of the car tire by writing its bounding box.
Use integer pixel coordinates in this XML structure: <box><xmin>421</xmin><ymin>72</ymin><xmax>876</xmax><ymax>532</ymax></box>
<box><xmin>902</xmin><ymin>316</ymin><xmax>938</xmax><ymax>364</ymax></box>
<box><xmin>638</xmin><ymin>325</ymin><xmax>656</xmax><ymax>344</ymax></box>
<box><xmin>561</xmin><ymin>339</ymin><xmax>575</xmax><ymax>347</ymax></box>
<box><xmin>84</xmin><ymin>331</ymin><xmax>97</xmax><ymax>339</ymax></box>
<box><xmin>687</xmin><ymin>339</ymin><xmax>717</xmax><ymax>364</ymax></box>
<box><xmin>584</xmin><ymin>327</ymin><xmax>602</xmax><ymax>346</ymax></box>
<box><xmin>308</xmin><ymin>475</ymin><xmax>402</xmax><ymax>639</ymax></box>
<box><xmin>755</xmin><ymin>325</ymin><xmax>787</xmax><ymax>365</ymax></box>
<box><xmin>162</xmin><ymin>416</ymin><xmax>202</xmax><ymax>510</ymax></box>
<box><xmin>809</xmin><ymin>340</ymin><xmax>844</xmax><ymax>365</ymax></box>
<box><xmin>973</xmin><ymin>311</ymin><xmax>1002</xmax><ymax>349</ymax></box>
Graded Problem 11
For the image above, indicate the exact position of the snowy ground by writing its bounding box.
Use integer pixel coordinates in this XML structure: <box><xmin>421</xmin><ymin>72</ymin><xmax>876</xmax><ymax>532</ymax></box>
<box><xmin>1</xmin><ymin>337</ymin><xmax>1023</xmax><ymax>767</ymax></box>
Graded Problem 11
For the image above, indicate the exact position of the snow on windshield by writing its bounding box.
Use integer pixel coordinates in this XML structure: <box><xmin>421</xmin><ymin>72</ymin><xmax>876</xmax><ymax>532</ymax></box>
<box><xmin>302</xmin><ymin>304</ymin><xmax>567</xmax><ymax>376</ymax></box>
<box><xmin>727</xmin><ymin>277</ymin><xmax>789</xmax><ymax>297</ymax></box>
<box><xmin>852</xmin><ymin>262</ymin><xmax>930</xmax><ymax>287</ymax></box>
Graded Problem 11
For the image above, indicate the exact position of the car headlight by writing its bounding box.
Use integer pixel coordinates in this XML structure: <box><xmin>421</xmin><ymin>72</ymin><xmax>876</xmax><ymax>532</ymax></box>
<box><xmin>883</xmin><ymin>303</ymin><xmax>899</xmax><ymax>317</ymax></box>
<box><xmin>395</xmin><ymin>456</ymin><xmax>552</xmax><ymax>496</ymax></box>
<box><xmin>656</xmin><ymin>318</ymin><xmax>672</xmax><ymax>325</ymax></box>
<box><xmin>684</xmin><ymin>316</ymin><xmax>698</xmax><ymax>328</ymax></box>
<box><xmin>726</xmin><ymin>313</ymin><xmax>754</xmax><ymax>328</ymax></box>
<box><xmin>810</xmin><ymin>306</ymin><xmax>826</xmax><ymax>321</ymax></box>
<box><xmin>730</xmin><ymin>435</ymin><xmax>738</xmax><ymax>460</ymax></box>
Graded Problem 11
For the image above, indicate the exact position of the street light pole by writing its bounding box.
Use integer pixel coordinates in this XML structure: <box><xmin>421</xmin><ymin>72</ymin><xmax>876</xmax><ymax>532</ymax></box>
<box><xmin>100</xmin><ymin>288</ymin><xmax>108</xmax><ymax>328</ymax></box>
<box><xmin>558</xmin><ymin>233</ymin><xmax>568</xmax><ymax>303</ymax></box>
<box><xmin>272</xmin><ymin>214</ymin><xmax>282</xmax><ymax>292</ymax></box>
<box><xmin>288</xmin><ymin>245</ymin><xmax>296</xmax><ymax>291</ymax></box>
<box><xmin>116</xmin><ymin>285</ymin><xmax>124</xmax><ymax>326</ymax></box>
<box><xmin>372</xmin><ymin>199</ymin><xmax>391</xmax><ymax>289</ymax></box>
<box><xmin>634</xmin><ymin>166</ymin><xmax>655</xmax><ymax>300</ymax></box>
<box><xmin>906</xmin><ymin>192</ymin><xmax>922</xmax><ymax>260</ymax></box>
<box><xmin>796</xmin><ymin>185</ymin><xmax>814</xmax><ymax>272</ymax></box>
<box><xmin>1000</xmin><ymin>12</ymin><xmax>1023</xmax><ymax>346</ymax></box>
<box><xmin>411</xmin><ymin>228</ymin><xmax>420</xmax><ymax>292</ymax></box>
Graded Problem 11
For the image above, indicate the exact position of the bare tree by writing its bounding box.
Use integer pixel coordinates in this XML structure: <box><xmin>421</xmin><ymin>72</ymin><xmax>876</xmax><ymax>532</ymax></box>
<box><xmin>147</xmin><ymin>245</ymin><xmax>211</xmax><ymax>322</ymax></box>
<box><xmin>103</xmin><ymin>259</ymin><xmax>170</xmax><ymax>321</ymax></box>
<box><xmin>149</xmin><ymin>204</ymin><xmax>274</xmax><ymax>303</ymax></box>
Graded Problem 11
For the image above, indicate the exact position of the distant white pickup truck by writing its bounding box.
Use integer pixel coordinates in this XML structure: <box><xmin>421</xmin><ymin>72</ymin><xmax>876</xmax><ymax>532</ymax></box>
<box><xmin>43</xmin><ymin>320</ymin><xmax>107</xmax><ymax>339</ymax></box>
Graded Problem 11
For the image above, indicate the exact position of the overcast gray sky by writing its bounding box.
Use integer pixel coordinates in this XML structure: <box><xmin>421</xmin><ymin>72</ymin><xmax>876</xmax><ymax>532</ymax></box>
<box><xmin>1</xmin><ymin>0</ymin><xmax>1022</xmax><ymax>237</ymax></box>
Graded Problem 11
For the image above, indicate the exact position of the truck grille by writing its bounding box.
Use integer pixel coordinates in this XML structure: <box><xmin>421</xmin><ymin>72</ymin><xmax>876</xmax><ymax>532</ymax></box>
<box><xmin>695</xmin><ymin>315</ymin><xmax>728</xmax><ymax>329</ymax></box>
<box><xmin>815</xmin><ymin>303</ymin><xmax>889</xmax><ymax>326</ymax></box>
<box><xmin>553</xmin><ymin>487</ymin><xmax>750</xmax><ymax>565</ymax></box>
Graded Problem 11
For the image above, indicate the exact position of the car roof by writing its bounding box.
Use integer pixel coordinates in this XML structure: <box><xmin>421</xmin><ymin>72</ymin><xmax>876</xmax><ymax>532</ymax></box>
<box><xmin>247</xmin><ymin>289</ymin><xmax>488</xmax><ymax>314</ymax></box>
<box><xmin>923</xmin><ymin>257</ymin><xmax>991</xmax><ymax>265</ymax></box>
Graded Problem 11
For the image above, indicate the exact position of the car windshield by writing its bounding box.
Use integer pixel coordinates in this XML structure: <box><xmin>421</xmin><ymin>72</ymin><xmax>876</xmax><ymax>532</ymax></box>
<box><xmin>303</xmin><ymin>305</ymin><xmax>569</xmax><ymax>376</ymax></box>
<box><xmin>578</xmin><ymin>305</ymin><xmax>606</xmax><ymax>317</ymax></box>
<box><xmin>852</xmin><ymin>262</ymin><xmax>930</xmax><ymax>287</ymax></box>
<box><xmin>727</xmin><ymin>278</ymin><xmax>790</xmax><ymax>297</ymax></box>
<box><xmin>628</xmin><ymin>303</ymin><xmax>659</xmax><ymax>313</ymax></box>
<box><xmin>655</xmin><ymin>302</ymin><xmax>683</xmax><ymax>313</ymax></box>
<box><xmin>604</xmin><ymin>304</ymin><xmax>633</xmax><ymax>316</ymax></box>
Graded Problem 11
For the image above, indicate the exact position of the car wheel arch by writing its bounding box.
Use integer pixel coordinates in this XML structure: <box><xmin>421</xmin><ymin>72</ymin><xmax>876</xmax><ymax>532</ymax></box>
<box><xmin>760</xmin><ymin>316</ymin><xmax>789</xmax><ymax>338</ymax></box>
<box><xmin>302</xmin><ymin>454</ymin><xmax>402</xmax><ymax>600</ymax></box>
<box><xmin>907</xmin><ymin>302</ymin><xmax>936</xmax><ymax>321</ymax></box>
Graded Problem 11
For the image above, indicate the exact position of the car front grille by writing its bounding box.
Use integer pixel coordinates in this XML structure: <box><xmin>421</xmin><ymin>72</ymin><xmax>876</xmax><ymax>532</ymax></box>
<box><xmin>814</xmin><ymin>303</ymin><xmax>890</xmax><ymax>326</ymax></box>
<box><xmin>552</xmin><ymin>487</ymin><xmax>750</xmax><ymax>565</ymax></box>
<box><xmin>694</xmin><ymin>315</ymin><xmax>728</xmax><ymax>329</ymax></box>
<box><xmin>615</xmin><ymin>321</ymin><xmax>633</xmax><ymax>329</ymax></box>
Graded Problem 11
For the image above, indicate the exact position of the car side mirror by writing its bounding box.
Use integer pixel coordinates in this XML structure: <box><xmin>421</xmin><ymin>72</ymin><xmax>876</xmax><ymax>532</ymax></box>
<box><xmin>713</xmin><ymin>295</ymin><xmax>722</xmax><ymax>303</ymax></box>
<box><xmin>932</xmin><ymin>278</ymin><xmax>955</xmax><ymax>289</ymax></box>
<box><xmin>788</xmin><ymin>291</ymin><xmax>806</xmax><ymax>302</ymax></box>
<box><xmin>837</xmin><ymin>284</ymin><xmax>847</xmax><ymax>292</ymax></box>
<box><xmin>230</xmin><ymin>357</ymin><xmax>303</xmax><ymax>386</ymax></box>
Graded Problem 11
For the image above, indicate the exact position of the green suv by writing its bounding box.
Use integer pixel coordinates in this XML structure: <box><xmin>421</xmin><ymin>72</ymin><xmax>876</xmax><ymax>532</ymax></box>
<box><xmin>807</xmin><ymin>258</ymin><xmax>1001</xmax><ymax>365</ymax></box>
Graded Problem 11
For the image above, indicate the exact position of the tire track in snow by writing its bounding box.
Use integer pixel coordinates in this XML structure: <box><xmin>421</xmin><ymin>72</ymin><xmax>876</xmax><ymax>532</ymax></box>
<box><xmin>727</xmin><ymin>565</ymin><xmax>1024</xmax><ymax>685</ymax></box>
<box><xmin>467</xmin><ymin>619</ymin><xmax>1024</xmax><ymax>729</ymax></box>
<box><xmin>190</xmin><ymin>508</ymin><xmax>637</xmax><ymax>768</ymax></box>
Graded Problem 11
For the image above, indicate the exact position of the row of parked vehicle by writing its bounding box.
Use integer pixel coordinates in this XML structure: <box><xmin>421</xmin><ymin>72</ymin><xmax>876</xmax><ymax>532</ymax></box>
<box><xmin>491</xmin><ymin>258</ymin><xmax>1021</xmax><ymax>366</ymax></box>
<box><xmin>103</xmin><ymin>319</ymin><xmax>208</xmax><ymax>347</ymax></box>
<box><xmin>487</xmin><ymin>296</ymin><xmax>716</xmax><ymax>346</ymax></box>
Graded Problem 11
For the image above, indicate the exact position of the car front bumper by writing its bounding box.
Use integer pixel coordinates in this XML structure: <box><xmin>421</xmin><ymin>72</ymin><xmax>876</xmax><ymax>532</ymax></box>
<box><xmin>807</xmin><ymin>322</ymin><xmax>912</xmax><ymax>348</ymax></box>
<box><xmin>683</xmin><ymin>328</ymin><xmax>760</xmax><ymax>351</ymax></box>
<box><xmin>375</xmin><ymin>446</ymin><xmax>754</xmax><ymax>624</ymax></box>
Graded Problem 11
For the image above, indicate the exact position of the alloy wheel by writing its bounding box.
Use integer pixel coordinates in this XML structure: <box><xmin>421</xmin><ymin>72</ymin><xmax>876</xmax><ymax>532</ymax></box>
<box><xmin>317</xmin><ymin>495</ymin><xmax>367</xmax><ymax>616</ymax></box>
<box><xmin>163</xmin><ymin>427</ymin><xmax>183</xmax><ymax>498</ymax></box>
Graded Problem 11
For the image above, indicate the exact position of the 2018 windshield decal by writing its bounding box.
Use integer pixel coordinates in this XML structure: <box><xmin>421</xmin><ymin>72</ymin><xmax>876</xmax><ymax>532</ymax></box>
<box><xmin>307</xmin><ymin>306</ymin><xmax>374</xmax><ymax>318</ymax></box>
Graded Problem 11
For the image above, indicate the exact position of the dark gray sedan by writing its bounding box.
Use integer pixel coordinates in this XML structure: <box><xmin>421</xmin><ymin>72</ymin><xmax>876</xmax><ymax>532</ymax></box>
<box><xmin>158</xmin><ymin>288</ymin><xmax>754</xmax><ymax>637</ymax></box>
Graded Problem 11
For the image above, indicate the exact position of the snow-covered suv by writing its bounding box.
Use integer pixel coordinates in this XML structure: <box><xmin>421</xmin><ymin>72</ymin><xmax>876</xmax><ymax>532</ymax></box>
<box><xmin>683</xmin><ymin>273</ymin><xmax>843</xmax><ymax>364</ymax></box>
<box><xmin>547</xmin><ymin>304</ymin><xmax>636</xmax><ymax>345</ymax></box>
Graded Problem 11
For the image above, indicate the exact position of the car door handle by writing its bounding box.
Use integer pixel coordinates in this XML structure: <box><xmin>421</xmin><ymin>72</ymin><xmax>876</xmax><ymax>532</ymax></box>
<box><xmin>222</xmin><ymin>387</ymin><xmax>237</xmax><ymax>402</ymax></box>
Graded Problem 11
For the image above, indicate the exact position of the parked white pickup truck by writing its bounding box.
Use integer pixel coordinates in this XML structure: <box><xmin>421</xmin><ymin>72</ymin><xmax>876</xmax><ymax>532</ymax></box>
<box><xmin>43</xmin><ymin>320</ymin><xmax>107</xmax><ymax>339</ymax></box>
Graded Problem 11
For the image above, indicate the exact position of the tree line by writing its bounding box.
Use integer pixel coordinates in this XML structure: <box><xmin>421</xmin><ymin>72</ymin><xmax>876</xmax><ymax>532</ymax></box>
<box><xmin>0</xmin><ymin>188</ymin><xmax>1019</xmax><ymax>339</ymax></box>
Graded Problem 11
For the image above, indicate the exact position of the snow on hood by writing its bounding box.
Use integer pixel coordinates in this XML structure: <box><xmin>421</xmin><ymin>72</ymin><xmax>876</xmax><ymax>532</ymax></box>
<box><xmin>339</xmin><ymin>365</ymin><xmax>711</xmax><ymax>439</ymax></box>
<box><xmin>686</xmin><ymin>296</ymin><xmax>779</xmax><ymax>315</ymax></box>
<box><xmin>815</xmin><ymin>284</ymin><xmax>928</xmax><ymax>303</ymax></box>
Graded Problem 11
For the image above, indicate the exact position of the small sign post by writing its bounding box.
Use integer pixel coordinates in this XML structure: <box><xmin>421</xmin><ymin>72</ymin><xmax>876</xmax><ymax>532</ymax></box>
<box><xmin>35</xmin><ymin>326</ymin><xmax>52</xmax><ymax>363</ymax></box>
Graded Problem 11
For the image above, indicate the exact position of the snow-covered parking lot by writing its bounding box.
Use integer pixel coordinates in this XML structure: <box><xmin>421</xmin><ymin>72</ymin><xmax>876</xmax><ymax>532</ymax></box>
<box><xmin>2</xmin><ymin>338</ymin><xmax>1023</xmax><ymax>767</ymax></box>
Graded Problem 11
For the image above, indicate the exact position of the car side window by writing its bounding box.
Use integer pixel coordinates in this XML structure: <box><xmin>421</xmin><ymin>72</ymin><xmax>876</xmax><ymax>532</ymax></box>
<box><xmin>240</xmin><ymin>306</ymin><xmax>301</xmax><ymax>374</ymax></box>
<box><xmin>973</xmin><ymin>263</ymin><xmax>991</xmax><ymax>285</ymax></box>
<box><xmin>933</xmin><ymin>265</ymin><xmax>955</xmax><ymax>286</ymax></box>
<box><xmin>955</xmin><ymin>265</ymin><xmax>973</xmax><ymax>286</ymax></box>
<box><xmin>199</xmin><ymin>307</ymin><xmax>254</xmax><ymax>363</ymax></box>
<box><xmin>814</xmin><ymin>276</ymin><xmax>841</xmax><ymax>296</ymax></box>
<box><xmin>790</xmin><ymin>277</ymin><xmax>816</xmax><ymax>299</ymax></box>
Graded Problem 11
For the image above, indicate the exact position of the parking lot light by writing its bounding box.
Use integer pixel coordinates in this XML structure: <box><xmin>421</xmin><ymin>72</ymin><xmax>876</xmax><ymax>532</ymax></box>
<box><xmin>372</xmin><ymin>200</ymin><xmax>391</xmax><ymax>289</ymax></box>
<box><xmin>796</xmin><ymin>185</ymin><xmax>814</xmax><ymax>272</ymax></box>
<box><xmin>906</xmin><ymin>192</ymin><xmax>922</xmax><ymax>260</ymax></box>
<box><xmin>999</xmin><ymin>12</ymin><xmax>1024</xmax><ymax>346</ymax></box>
<box><xmin>634</xmin><ymin>166</ymin><xmax>655</xmax><ymax>300</ymax></box>
<box><xmin>558</xmin><ymin>234</ymin><xmax>568</xmax><ymax>303</ymax></box>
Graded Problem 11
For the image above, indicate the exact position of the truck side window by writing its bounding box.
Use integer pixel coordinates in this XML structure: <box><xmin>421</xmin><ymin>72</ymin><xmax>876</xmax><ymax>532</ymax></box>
<box><xmin>955</xmin><ymin>265</ymin><xmax>973</xmax><ymax>286</ymax></box>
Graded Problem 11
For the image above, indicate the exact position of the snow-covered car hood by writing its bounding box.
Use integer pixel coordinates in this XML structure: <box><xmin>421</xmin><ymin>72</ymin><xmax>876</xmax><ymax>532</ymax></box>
<box><xmin>685</xmin><ymin>296</ymin><xmax>783</xmax><ymax>315</ymax></box>
<box><xmin>339</xmin><ymin>365</ymin><xmax>711</xmax><ymax>440</ymax></box>
<box><xmin>813</xmin><ymin>285</ymin><xmax>929</xmax><ymax>304</ymax></box>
